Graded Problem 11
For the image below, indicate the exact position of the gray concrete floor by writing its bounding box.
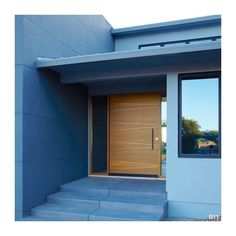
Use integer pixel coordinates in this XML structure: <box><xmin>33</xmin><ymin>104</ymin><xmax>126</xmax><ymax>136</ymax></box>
<box><xmin>63</xmin><ymin>176</ymin><xmax>166</xmax><ymax>195</ymax></box>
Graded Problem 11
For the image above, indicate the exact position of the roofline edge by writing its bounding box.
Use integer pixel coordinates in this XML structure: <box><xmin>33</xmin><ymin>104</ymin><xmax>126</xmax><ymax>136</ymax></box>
<box><xmin>111</xmin><ymin>15</ymin><xmax>221</xmax><ymax>36</ymax></box>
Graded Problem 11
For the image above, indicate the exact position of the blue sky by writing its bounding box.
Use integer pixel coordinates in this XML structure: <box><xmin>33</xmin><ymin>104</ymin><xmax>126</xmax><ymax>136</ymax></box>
<box><xmin>182</xmin><ymin>78</ymin><xmax>219</xmax><ymax>131</ymax></box>
<box><xmin>161</xmin><ymin>101</ymin><xmax>167</xmax><ymax>122</ymax></box>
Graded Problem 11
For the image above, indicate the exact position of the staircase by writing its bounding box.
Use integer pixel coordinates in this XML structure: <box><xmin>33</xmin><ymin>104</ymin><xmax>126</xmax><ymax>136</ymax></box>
<box><xmin>25</xmin><ymin>177</ymin><xmax>167</xmax><ymax>221</ymax></box>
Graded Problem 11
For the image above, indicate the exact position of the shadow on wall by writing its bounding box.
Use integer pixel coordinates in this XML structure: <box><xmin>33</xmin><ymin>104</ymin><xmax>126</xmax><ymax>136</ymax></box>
<box><xmin>20</xmin><ymin>69</ymin><xmax>89</xmax><ymax>217</ymax></box>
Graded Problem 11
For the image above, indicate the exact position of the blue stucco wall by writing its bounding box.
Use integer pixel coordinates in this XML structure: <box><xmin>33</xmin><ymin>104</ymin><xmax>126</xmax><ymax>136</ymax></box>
<box><xmin>15</xmin><ymin>15</ymin><xmax>114</xmax><ymax>219</ymax></box>
<box><xmin>114</xmin><ymin>21</ymin><xmax>220</xmax><ymax>51</ymax></box>
<box><xmin>166</xmin><ymin>72</ymin><xmax>221</xmax><ymax>219</ymax></box>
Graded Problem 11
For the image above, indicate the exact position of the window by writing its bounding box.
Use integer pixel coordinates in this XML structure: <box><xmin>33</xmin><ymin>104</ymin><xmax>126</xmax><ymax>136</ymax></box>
<box><xmin>179</xmin><ymin>72</ymin><xmax>221</xmax><ymax>158</ymax></box>
<box><xmin>161</xmin><ymin>97</ymin><xmax>167</xmax><ymax>177</ymax></box>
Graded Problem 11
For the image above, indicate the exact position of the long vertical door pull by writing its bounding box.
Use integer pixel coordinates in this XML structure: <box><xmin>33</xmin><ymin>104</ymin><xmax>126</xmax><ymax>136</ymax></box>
<box><xmin>152</xmin><ymin>128</ymin><xmax>154</xmax><ymax>150</ymax></box>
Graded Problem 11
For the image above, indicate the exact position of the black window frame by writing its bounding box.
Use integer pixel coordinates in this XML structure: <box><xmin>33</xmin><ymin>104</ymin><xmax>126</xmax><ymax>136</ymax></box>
<box><xmin>178</xmin><ymin>71</ymin><xmax>221</xmax><ymax>158</ymax></box>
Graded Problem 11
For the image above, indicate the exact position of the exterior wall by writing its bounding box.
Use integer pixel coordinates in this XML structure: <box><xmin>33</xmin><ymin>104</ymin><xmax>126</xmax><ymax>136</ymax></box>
<box><xmin>113</xmin><ymin>21</ymin><xmax>221</xmax><ymax>219</ymax></box>
<box><xmin>15</xmin><ymin>15</ymin><xmax>114</xmax><ymax>219</ymax></box>
<box><xmin>114</xmin><ymin>24</ymin><xmax>220</xmax><ymax>51</ymax></box>
<box><xmin>166</xmin><ymin>72</ymin><xmax>221</xmax><ymax>219</ymax></box>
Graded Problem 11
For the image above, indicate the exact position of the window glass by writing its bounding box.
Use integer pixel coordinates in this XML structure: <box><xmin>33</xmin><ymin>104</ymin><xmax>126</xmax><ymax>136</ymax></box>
<box><xmin>180</xmin><ymin>76</ymin><xmax>220</xmax><ymax>157</ymax></box>
<box><xmin>161</xmin><ymin>98</ymin><xmax>166</xmax><ymax>176</ymax></box>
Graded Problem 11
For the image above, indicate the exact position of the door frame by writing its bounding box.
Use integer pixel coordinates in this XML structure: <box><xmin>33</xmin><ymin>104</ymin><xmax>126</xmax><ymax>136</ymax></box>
<box><xmin>89</xmin><ymin>93</ymin><xmax>165</xmax><ymax>178</ymax></box>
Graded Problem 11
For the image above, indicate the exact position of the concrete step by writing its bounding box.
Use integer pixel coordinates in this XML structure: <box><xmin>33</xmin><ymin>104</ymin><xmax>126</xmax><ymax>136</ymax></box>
<box><xmin>61</xmin><ymin>184</ymin><xmax>166</xmax><ymax>200</ymax></box>
<box><xmin>20</xmin><ymin>215</ymin><xmax>68</xmax><ymax>221</ymax></box>
<box><xmin>109</xmin><ymin>189</ymin><xmax>167</xmax><ymax>199</ymax></box>
<box><xmin>47</xmin><ymin>191</ymin><xmax>105</xmax><ymax>207</ymax></box>
<box><xmin>60</xmin><ymin>177</ymin><xmax>121</xmax><ymax>196</ymax></box>
<box><xmin>61</xmin><ymin>185</ymin><xmax>109</xmax><ymax>197</ymax></box>
<box><xmin>89</xmin><ymin>208</ymin><xmax>165</xmax><ymax>221</ymax></box>
<box><xmin>100</xmin><ymin>195</ymin><xmax>167</xmax><ymax>214</ymax></box>
<box><xmin>27</xmin><ymin>177</ymin><xmax>167</xmax><ymax>221</ymax></box>
<box><xmin>61</xmin><ymin>184</ymin><xmax>166</xmax><ymax>201</ymax></box>
<box><xmin>31</xmin><ymin>202</ymin><xmax>99</xmax><ymax>221</ymax></box>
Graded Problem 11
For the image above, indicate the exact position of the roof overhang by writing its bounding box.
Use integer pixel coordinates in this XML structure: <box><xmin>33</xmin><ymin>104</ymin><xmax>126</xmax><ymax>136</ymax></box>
<box><xmin>36</xmin><ymin>41</ymin><xmax>221</xmax><ymax>84</ymax></box>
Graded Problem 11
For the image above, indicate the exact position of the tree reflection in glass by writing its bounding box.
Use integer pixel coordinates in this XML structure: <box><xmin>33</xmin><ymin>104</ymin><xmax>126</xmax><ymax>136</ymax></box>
<box><xmin>181</xmin><ymin>78</ymin><xmax>219</xmax><ymax>156</ymax></box>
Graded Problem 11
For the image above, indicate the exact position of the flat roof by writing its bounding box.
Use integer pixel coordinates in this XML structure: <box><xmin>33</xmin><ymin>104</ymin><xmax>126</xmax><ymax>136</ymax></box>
<box><xmin>36</xmin><ymin>41</ymin><xmax>220</xmax><ymax>70</ymax></box>
<box><xmin>111</xmin><ymin>15</ymin><xmax>221</xmax><ymax>36</ymax></box>
<box><xmin>36</xmin><ymin>40</ymin><xmax>220</xmax><ymax>84</ymax></box>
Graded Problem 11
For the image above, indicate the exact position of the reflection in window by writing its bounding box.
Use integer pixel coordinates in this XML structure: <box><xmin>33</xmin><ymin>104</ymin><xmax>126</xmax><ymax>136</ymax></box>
<box><xmin>180</xmin><ymin>75</ymin><xmax>220</xmax><ymax>157</ymax></box>
<box><xmin>161</xmin><ymin>97</ymin><xmax>166</xmax><ymax>176</ymax></box>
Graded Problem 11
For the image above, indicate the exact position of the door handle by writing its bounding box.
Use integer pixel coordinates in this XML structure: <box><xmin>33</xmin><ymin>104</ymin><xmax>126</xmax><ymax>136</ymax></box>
<box><xmin>152</xmin><ymin>128</ymin><xmax>154</xmax><ymax>150</ymax></box>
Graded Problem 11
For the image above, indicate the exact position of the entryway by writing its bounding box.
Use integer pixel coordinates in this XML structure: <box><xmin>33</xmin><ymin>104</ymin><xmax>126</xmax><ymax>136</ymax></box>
<box><xmin>90</xmin><ymin>92</ymin><xmax>166</xmax><ymax>178</ymax></box>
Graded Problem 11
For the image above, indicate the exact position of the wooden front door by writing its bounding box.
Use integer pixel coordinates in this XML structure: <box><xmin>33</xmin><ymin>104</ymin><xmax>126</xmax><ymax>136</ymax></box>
<box><xmin>109</xmin><ymin>93</ymin><xmax>161</xmax><ymax>176</ymax></box>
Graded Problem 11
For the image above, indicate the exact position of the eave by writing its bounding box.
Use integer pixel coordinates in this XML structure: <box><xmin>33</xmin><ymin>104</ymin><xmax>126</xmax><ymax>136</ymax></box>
<box><xmin>36</xmin><ymin>41</ymin><xmax>221</xmax><ymax>84</ymax></box>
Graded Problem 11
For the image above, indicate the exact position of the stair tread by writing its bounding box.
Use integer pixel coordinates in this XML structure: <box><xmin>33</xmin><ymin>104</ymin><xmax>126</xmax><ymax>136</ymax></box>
<box><xmin>21</xmin><ymin>216</ymin><xmax>64</xmax><ymax>221</ymax></box>
<box><xmin>62</xmin><ymin>177</ymin><xmax>165</xmax><ymax>194</ymax></box>
<box><xmin>61</xmin><ymin>186</ymin><xmax>165</xmax><ymax>199</ymax></box>
<box><xmin>61</xmin><ymin>177</ymin><xmax>122</xmax><ymax>191</ymax></box>
<box><xmin>109</xmin><ymin>189</ymin><xmax>166</xmax><ymax>196</ymax></box>
<box><xmin>102</xmin><ymin>195</ymin><xmax>166</xmax><ymax>206</ymax></box>
<box><xmin>48</xmin><ymin>191</ymin><xmax>107</xmax><ymax>201</ymax></box>
<box><xmin>32</xmin><ymin>202</ymin><xmax>98</xmax><ymax>214</ymax></box>
<box><xmin>49</xmin><ymin>190</ymin><xmax>166</xmax><ymax>205</ymax></box>
<box><xmin>111</xmin><ymin>179</ymin><xmax>166</xmax><ymax>195</ymax></box>
<box><xmin>89</xmin><ymin>208</ymin><xmax>163</xmax><ymax>221</ymax></box>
